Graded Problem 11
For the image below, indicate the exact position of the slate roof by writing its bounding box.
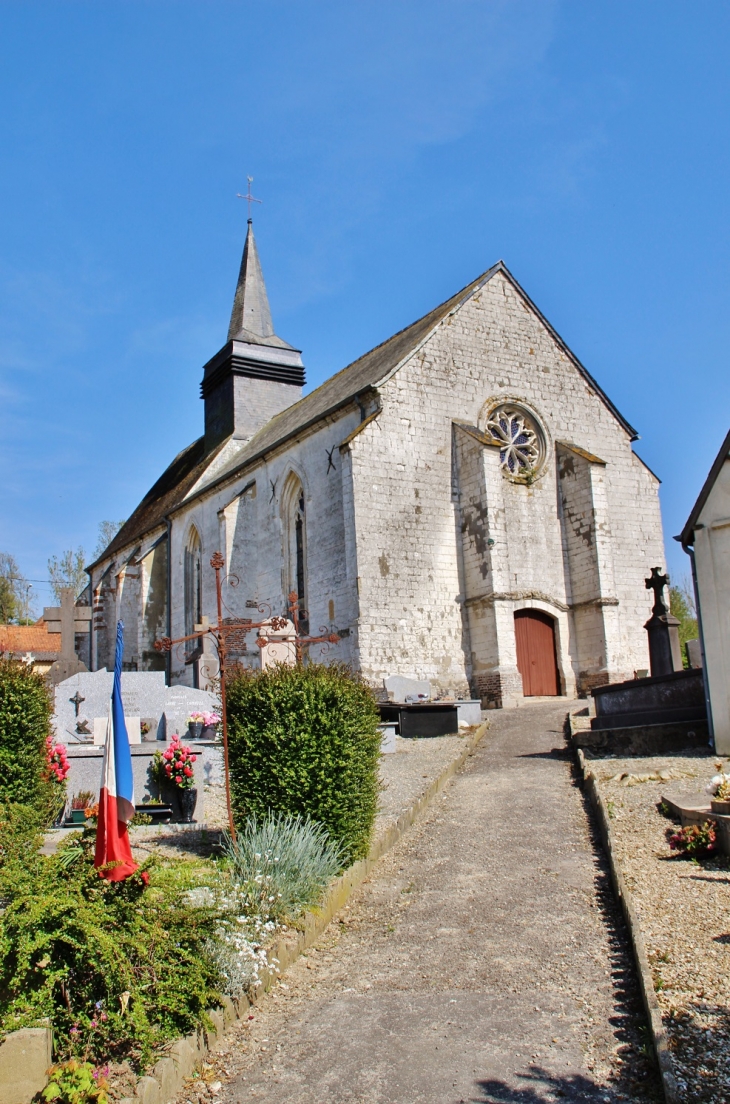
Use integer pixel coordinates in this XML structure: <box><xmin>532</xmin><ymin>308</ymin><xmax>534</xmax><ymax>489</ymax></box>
<box><xmin>678</xmin><ymin>426</ymin><xmax>730</xmax><ymax>547</ymax></box>
<box><xmin>91</xmin><ymin>260</ymin><xmax>638</xmax><ymax>569</ymax></box>
<box><xmin>88</xmin><ymin>436</ymin><xmax>213</xmax><ymax>568</ymax></box>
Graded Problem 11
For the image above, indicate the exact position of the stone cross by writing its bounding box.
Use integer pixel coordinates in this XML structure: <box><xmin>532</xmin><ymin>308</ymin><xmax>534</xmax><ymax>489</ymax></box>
<box><xmin>645</xmin><ymin>567</ymin><xmax>670</xmax><ymax>618</ymax></box>
<box><xmin>644</xmin><ymin>567</ymin><xmax>682</xmax><ymax>676</ymax></box>
<box><xmin>43</xmin><ymin>587</ymin><xmax>92</xmax><ymax>658</ymax></box>
<box><xmin>70</xmin><ymin>689</ymin><xmax>85</xmax><ymax>717</ymax></box>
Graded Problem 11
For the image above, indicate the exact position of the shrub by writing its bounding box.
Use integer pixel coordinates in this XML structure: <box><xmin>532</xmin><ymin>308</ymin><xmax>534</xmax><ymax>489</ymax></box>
<box><xmin>0</xmin><ymin>658</ymin><xmax>59</xmax><ymax>816</ymax></box>
<box><xmin>223</xmin><ymin>813</ymin><xmax>344</xmax><ymax>924</ymax></box>
<box><xmin>226</xmin><ymin>663</ymin><xmax>381</xmax><ymax>866</ymax></box>
<box><xmin>667</xmin><ymin>821</ymin><xmax>717</xmax><ymax>858</ymax></box>
<box><xmin>0</xmin><ymin>823</ymin><xmax>225</xmax><ymax>1070</ymax></box>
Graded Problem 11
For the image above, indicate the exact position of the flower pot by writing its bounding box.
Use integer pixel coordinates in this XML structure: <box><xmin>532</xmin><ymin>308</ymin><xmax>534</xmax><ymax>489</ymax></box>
<box><xmin>70</xmin><ymin>809</ymin><xmax>87</xmax><ymax>824</ymax></box>
<box><xmin>188</xmin><ymin>722</ymin><xmax>204</xmax><ymax>740</ymax></box>
<box><xmin>179</xmin><ymin>787</ymin><xmax>197</xmax><ymax>823</ymax></box>
<box><xmin>711</xmin><ymin>798</ymin><xmax>730</xmax><ymax>814</ymax></box>
<box><xmin>201</xmin><ymin>724</ymin><xmax>217</xmax><ymax>740</ymax></box>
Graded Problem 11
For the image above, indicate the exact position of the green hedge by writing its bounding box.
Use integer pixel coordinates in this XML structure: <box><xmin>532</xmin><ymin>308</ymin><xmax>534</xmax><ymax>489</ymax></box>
<box><xmin>0</xmin><ymin>658</ymin><xmax>55</xmax><ymax>813</ymax></box>
<box><xmin>226</xmin><ymin>664</ymin><xmax>381</xmax><ymax>866</ymax></box>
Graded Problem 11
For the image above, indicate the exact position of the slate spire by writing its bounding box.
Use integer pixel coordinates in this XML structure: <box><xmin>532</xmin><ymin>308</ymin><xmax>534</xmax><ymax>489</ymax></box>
<box><xmin>227</xmin><ymin>220</ymin><xmax>275</xmax><ymax>341</ymax></box>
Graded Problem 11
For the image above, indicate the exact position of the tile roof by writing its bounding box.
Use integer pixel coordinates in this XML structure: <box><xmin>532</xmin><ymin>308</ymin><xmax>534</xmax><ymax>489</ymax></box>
<box><xmin>0</xmin><ymin>620</ymin><xmax>61</xmax><ymax>655</ymax></box>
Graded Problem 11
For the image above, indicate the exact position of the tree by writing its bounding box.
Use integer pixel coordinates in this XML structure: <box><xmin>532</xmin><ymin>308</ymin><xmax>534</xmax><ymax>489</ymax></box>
<box><xmin>93</xmin><ymin>519</ymin><xmax>125</xmax><ymax>560</ymax></box>
<box><xmin>48</xmin><ymin>548</ymin><xmax>87</xmax><ymax>603</ymax></box>
<box><xmin>0</xmin><ymin>553</ymin><xmax>30</xmax><ymax>624</ymax></box>
<box><xmin>670</xmin><ymin>578</ymin><xmax>698</xmax><ymax>669</ymax></box>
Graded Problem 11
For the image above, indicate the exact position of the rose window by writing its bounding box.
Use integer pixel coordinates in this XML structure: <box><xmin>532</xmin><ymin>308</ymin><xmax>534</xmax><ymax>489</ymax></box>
<box><xmin>485</xmin><ymin>404</ymin><xmax>544</xmax><ymax>479</ymax></box>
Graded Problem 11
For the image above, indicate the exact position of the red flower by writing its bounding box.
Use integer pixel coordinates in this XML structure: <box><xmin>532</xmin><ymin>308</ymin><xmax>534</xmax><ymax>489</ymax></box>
<box><xmin>140</xmin><ymin>871</ymin><xmax>150</xmax><ymax>886</ymax></box>
<box><xmin>183</xmin><ymin>766</ymin><xmax>192</xmax><ymax>776</ymax></box>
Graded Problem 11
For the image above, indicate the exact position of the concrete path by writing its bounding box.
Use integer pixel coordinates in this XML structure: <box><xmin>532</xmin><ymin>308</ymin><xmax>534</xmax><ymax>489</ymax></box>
<box><xmin>209</xmin><ymin>703</ymin><xmax>662</xmax><ymax>1103</ymax></box>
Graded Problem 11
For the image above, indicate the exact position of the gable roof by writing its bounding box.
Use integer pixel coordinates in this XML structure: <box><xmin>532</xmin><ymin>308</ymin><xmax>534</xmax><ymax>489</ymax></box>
<box><xmin>88</xmin><ymin>436</ymin><xmax>215</xmax><ymax>569</ymax></box>
<box><xmin>678</xmin><ymin>427</ymin><xmax>730</xmax><ymax>547</ymax></box>
<box><xmin>92</xmin><ymin>260</ymin><xmax>639</xmax><ymax>567</ymax></box>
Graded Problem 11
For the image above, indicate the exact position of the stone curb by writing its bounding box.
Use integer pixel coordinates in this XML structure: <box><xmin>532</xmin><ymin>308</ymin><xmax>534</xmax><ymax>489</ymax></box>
<box><xmin>112</xmin><ymin>721</ymin><xmax>489</xmax><ymax>1104</ymax></box>
<box><xmin>574</xmin><ymin>744</ymin><xmax>680</xmax><ymax>1104</ymax></box>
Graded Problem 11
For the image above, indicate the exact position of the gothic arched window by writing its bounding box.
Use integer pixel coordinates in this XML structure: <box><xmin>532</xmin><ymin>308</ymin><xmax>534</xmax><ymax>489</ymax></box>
<box><xmin>184</xmin><ymin>526</ymin><xmax>203</xmax><ymax>648</ymax></box>
<box><xmin>282</xmin><ymin>476</ymin><xmax>308</xmax><ymax>634</ymax></box>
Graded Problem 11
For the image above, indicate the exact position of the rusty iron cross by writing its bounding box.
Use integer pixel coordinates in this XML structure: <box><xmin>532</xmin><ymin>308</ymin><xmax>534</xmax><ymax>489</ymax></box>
<box><xmin>236</xmin><ymin>175</ymin><xmax>262</xmax><ymax>219</ymax></box>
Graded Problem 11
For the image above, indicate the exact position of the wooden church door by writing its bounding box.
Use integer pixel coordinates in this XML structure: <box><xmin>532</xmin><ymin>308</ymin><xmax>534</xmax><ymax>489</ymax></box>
<box><xmin>514</xmin><ymin>609</ymin><xmax>560</xmax><ymax>696</ymax></box>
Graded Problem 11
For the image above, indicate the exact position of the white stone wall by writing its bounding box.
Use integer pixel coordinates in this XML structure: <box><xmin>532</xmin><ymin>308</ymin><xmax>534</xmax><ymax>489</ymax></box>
<box><xmin>344</xmin><ymin>271</ymin><xmax>665</xmax><ymax>697</ymax></box>
<box><xmin>693</xmin><ymin>457</ymin><xmax>730</xmax><ymax>752</ymax></box>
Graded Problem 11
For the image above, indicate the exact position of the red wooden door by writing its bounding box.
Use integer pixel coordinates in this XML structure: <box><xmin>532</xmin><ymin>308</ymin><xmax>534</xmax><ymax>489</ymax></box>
<box><xmin>514</xmin><ymin>610</ymin><xmax>560</xmax><ymax>696</ymax></box>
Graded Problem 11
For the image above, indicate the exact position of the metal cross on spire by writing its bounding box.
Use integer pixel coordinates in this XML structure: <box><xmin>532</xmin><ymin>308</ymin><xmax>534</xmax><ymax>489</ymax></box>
<box><xmin>236</xmin><ymin>175</ymin><xmax>262</xmax><ymax>220</ymax></box>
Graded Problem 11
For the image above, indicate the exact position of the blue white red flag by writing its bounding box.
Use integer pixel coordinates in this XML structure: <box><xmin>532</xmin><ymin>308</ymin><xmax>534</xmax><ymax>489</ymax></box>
<box><xmin>94</xmin><ymin>621</ymin><xmax>138</xmax><ymax>880</ymax></box>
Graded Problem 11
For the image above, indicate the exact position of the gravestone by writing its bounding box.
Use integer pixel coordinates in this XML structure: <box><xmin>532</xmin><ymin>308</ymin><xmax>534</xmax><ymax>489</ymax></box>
<box><xmin>644</xmin><ymin>568</ymin><xmax>683</xmax><ymax>676</ymax></box>
<box><xmin>54</xmin><ymin>669</ymin><xmax>216</xmax><ymax>746</ymax></box>
<box><xmin>383</xmin><ymin>675</ymin><xmax>432</xmax><ymax>702</ymax></box>
<box><xmin>259</xmin><ymin>618</ymin><xmax>297</xmax><ymax>669</ymax></box>
<box><xmin>686</xmin><ymin>638</ymin><xmax>703</xmax><ymax>669</ymax></box>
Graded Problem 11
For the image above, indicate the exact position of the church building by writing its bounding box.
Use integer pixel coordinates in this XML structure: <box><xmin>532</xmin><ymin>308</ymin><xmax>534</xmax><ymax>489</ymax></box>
<box><xmin>88</xmin><ymin>220</ymin><xmax>666</xmax><ymax>706</ymax></box>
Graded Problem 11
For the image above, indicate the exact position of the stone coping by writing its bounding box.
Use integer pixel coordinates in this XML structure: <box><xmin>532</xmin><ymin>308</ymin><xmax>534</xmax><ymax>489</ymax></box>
<box><xmin>575</xmin><ymin>744</ymin><xmax>680</xmax><ymax>1104</ymax></box>
<box><xmin>63</xmin><ymin>740</ymin><xmax>221</xmax><ymax>758</ymax></box>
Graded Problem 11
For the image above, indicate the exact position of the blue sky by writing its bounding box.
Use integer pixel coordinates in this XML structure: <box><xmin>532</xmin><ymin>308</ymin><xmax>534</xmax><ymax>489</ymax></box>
<box><xmin>1</xmin><ymin>1</ymin><xmax>728</xmax><ymax>610</ymax></box>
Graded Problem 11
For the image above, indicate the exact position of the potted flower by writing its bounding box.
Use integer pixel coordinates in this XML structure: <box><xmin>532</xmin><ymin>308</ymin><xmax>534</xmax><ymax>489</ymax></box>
<box><xmin>152</xmin><ymin>736</ymin><xmax>198</xmax><ymax>822</ymax></box>
<box><xmin>69</xmin><ymin>790</ymin><xmax>96</xmax><ymax>824</ymax></box>
<box><xmin>706</xmin><ymin>763</ymin><xmax>730</xmax><ymax>814</ymax></box>
<box><xmin>201</xmin><ymin>710</ymin><xmax>221</xmax><ymax>740</ymax></box>
<box><xmin>187</xmin><ymin>712</ymin><xmax>205</xmax><ymax>739</ymax></box>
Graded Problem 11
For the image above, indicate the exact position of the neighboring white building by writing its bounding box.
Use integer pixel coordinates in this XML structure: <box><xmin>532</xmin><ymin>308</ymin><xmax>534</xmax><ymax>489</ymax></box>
<box><xmin>87</xmin><ymin>219</ymin><xmax>666</xmax><ymax>706</ymax></box>
<box><xmin>679</xmin><ymin>429</ymin><xmax>730</xmax><ymax>752</ymax></box>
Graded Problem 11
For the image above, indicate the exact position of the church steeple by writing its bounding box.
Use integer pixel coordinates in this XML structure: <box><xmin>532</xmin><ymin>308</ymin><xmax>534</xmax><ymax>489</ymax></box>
<box><xmin>200</xmin><ymin>215</ymin><xmax>305</xmax><ymax>452</ymax></box>
<box><xmin>227</xmin><ymin>220</ymin><xmax>275</xmax><ymax>342</ymax></box>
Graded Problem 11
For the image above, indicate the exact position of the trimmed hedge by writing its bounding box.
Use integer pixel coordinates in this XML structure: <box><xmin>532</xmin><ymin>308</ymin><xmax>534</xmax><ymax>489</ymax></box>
<box><xmin>0</xmin><ymin>658</ymin><xmax>55</xmax><ymax>813</ymax></box>
<box><xmin>226</xmin><ymin>663</ymin><xmax>381</xmax><ymax>866</ymax></box>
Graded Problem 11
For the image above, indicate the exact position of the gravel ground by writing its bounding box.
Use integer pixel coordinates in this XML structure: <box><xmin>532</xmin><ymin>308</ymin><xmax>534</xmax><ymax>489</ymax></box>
<box><xmin>171</xmin><ymin>703</ymin><xmax>660</xmax><ymax>1104</ymax></box>
<box><xmin>126</xmin><ymin>732</ymin><xmax>477</xmax><ymax>862</ymax></box>
<box><xmin>593</xmin><ymin>752</ymin><xmax>730</xmax><ymax>1103</ymax></box>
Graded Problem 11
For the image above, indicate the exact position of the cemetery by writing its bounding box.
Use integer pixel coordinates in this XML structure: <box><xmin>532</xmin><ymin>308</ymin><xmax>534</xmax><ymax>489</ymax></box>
<box><xmin>0</xmin><ymin>603</ymin><xmax>488</xmax><ymax>1104</ymax></box>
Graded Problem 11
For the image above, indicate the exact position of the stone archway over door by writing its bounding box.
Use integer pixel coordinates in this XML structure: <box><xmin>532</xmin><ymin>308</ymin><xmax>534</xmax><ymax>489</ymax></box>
<box><xmin>514</xmin><ymin>610</ymin><xmax>560</xmax><ymax>696</ymax></box>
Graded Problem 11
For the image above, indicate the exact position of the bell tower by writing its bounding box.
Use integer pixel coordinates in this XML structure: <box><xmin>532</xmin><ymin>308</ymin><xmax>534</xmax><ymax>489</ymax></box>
<box><xmin>201</xmin><ymin>218</ymin><xmax>305</xmax><ymax>451</ymax></box>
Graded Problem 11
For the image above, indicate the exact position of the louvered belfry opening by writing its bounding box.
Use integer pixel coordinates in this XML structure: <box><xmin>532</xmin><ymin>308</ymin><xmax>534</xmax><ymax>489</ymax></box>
<box><xmin>514</xmin><ymin>609</ymin><xmax>560</xmax><ymax>696</ymax></box>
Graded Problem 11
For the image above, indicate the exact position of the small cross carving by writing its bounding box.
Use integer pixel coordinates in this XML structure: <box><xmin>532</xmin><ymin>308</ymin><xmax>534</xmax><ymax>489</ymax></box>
<box><xmin>70</xmin><ymin>690</ymin><xmax>85</xmax><ymax>717</ymax></box>
<box><xmin>645</xmin><ymin>567</ymin><xmax>670</xmax><ymax>617</ymax></box>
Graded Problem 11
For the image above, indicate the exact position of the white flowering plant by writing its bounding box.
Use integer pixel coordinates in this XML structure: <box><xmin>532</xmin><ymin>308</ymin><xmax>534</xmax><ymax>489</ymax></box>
<box><xmin>705</xmin><ymin>761</ymin><xmax>730</xmax><ymax>800</ymax></box>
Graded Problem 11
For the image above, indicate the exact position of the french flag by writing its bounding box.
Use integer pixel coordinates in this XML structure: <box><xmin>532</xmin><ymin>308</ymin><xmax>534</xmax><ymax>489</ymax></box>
<box><xmin>94</xmin><ymin>621</ymin><xmax>138</xmax><ymax>881</ymax></box>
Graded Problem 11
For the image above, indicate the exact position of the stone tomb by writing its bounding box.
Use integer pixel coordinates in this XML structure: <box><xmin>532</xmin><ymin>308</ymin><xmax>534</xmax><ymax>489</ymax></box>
<box><xmin>54</xmin><ymin>669</ymin><xmax>217</xmax><ymax>746</ymax></box>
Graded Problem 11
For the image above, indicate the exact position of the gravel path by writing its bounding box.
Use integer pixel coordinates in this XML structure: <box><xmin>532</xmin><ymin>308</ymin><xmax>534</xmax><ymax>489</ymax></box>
<box><xmin>180</xmin><ymin>702</ymin><xmax>660</xmax><ymax>1104</ymax></box>
<box><xmin>595</xmin><ymin>753</ymin><xmax>729</xmax><ymax>1102</ymax></box>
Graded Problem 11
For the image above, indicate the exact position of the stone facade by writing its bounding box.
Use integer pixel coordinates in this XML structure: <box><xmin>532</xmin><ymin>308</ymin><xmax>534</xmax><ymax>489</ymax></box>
<box><xmin>87</xmin><ymin>239</ymin><xmax>665</xmax><ymax>705</ymax></box>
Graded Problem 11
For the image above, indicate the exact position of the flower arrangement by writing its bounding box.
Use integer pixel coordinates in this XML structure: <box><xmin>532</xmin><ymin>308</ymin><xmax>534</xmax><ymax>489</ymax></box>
<box><xmin>46</xmin><ymin>736</ymin><xmax>70</xmax><ymax>783</ymax></box>
<box><xmin>203</xmin><ymin>711</ymin><xmax>221</xmax><ymax>728</ymax></box>
<box><xmin>706</xmin><ymin>762</ymin><xmax>730</xmax><ymax>800</ymax></box>
<box><xmin>188</xmin><ymin>712</ymin><xmax>205</xmax><ymax>725</ymax></box>
<box><xmin>71</xmin><ymin>790</ymin><xmax>96</xmax><ymax>811</ymax></box>
<box><xmin>153</xmin><ymin>736</ymin><xmax>197</xmax><ymax>790</ymax></box>
<box><xmin>667</xmin><ymin>820</ymin><xmax>717</xmax><ymax>858</ymax></box>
